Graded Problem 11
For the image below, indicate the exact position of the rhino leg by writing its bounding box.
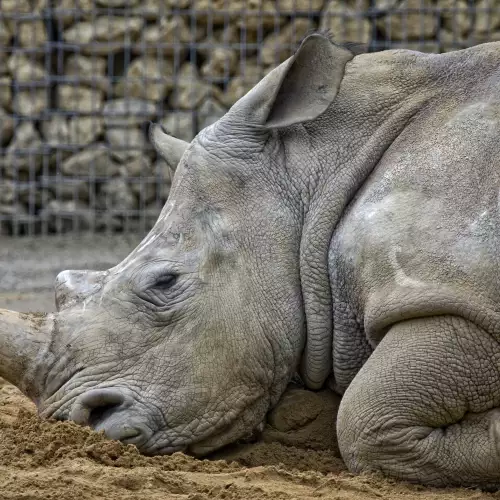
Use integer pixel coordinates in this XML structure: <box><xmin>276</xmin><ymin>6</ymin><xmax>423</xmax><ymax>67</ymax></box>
<box><xmin>337</xmin><ymin>315</ymin><xmax>500</xmax><ymax>489</ymax></box>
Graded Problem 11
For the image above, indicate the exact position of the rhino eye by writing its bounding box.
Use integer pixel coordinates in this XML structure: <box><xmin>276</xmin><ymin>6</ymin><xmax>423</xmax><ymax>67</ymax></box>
<box><xmin>153</xmin><ymin>274</ymin><xmax>177</xmax><ymax>289</ymax></box>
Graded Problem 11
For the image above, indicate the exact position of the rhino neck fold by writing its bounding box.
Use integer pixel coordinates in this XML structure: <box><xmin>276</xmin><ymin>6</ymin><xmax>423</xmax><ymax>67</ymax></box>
<box><xmin>0</xmin><ymin>309</ymin><xmax>54</xmax><ymax>400</ymax></box>
<box><xmin>297</xmin><ymin>91</ymin><xmax>430</xmax><ymax>390</ymax></box>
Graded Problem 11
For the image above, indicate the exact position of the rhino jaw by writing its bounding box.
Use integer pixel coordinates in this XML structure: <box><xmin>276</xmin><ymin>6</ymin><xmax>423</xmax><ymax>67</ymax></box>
<box><xmin>0</xmin><ymin>309</ymin><xmax>54</xmax><ymax>399</ymax></box>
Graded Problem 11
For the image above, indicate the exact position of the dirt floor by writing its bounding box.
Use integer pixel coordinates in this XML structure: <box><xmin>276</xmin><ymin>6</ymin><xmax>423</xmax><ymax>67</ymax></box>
<box><xmin>1</xmin><ymin>234</ymin><xmax>499</xmax><ymax>499</ymax></box>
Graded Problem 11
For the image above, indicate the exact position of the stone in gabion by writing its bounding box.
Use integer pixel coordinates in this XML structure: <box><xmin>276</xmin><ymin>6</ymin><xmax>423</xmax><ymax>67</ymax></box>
<box><xmin>321</xmin><ymin>0</ymin><xmax>372</xmax><ymax>45</ymax></box>
<box><xmin>1</xmin><ymin>122</ymin><xmax>43</xmax><ymax>176</ymax></box>
<box><xmin>61</xmin><ymin>143</ymin><xmax>120</xmax><ymax>178</ymax></box>
<box><xmin>40</xmin><ymin>176</ymin><xmax>91</xmax><ymax>202</ymax></box>
<box><xmin>159</xmin><ymin>111</ymin><xmax>195</xmax><ymax>143</ymax></box>
<box><xmin>94</xmin><ymin>16</ymin><xmax>145</xmax><ymax>42</ymax></box>
<box><xmin>0</xmin><ymin>107</ymin><xmax>14</xmax><ymax>146</ymax></box>
<box><xmin>7</xmin><ymin>54</ymin><xmax>47</xmax><ymax>82</ymax></box>
<box><xmin>68</xmin><ymin>116</ymin><xmax>104</xmax><ymax>146</ymax></box>
<box><xmin>98</xmin><ymin>177</ymin><xmax>138</xmax><ymax>211</ymax></box>
<box><xmin>65</xmin><ymin>55</ymin><xmax>110</xmax><ymax>93</ymax></box>
<box><xmin>57</xmin><ymin>85</ymin><xmax>104</xmax><ymax>113</ymax></box>
<box><xmin>0</xmin><ymin>20</ymin><xmax>12</xmax><ymax>46</ymax></box>
<box><xmin>41</xmin><ymin>116</ymin><xmax>71</xmax><ymax>148</ymax></box>
<box><xmin>376</xmin><ymin>0</ymin><xmax>438</xmax><ymax>40</ymax></box>
<box><xmin>96</xmin><ymin>0</ymin><xmax>139</xmax><ymax>6</ymax></box>
<box><xmin>106</xmin><ymin>127</ymin><xmax>146</xmax><ymax>163</ymax></box>
<box><xmin>39</xmin><ymin>200</ymin><xmax>94</xmax><ymax>233</ymax></box>
<box><xmin>0</xmin><ymin>77</ymin><xmax>11</xmax><ymax>110</ymax></box>
<box><xmin>197</xmin><ymin>98</ymin><xmax>227</xmax><ymax>131</ymax></box>
<box><xmin>276</xmin><ymin>0</ymin><xmax>325</xmax><ymax>12</ymax></box>
<box><xmin>260</xmin><ymin>18</ymin><xmax>316</xmax><ymax>67</ymax></box>
<box><xmin>0</xmin><ymin>181</ymin><xmax>15</xmax><ymax>205</ymax></box>
<box><xmin>136</xmin><ymin>16</ymin><xmax>194</xmax><ymax>58</ymax></box>
<box><xmin>17</xmin><ymin>184</ymin><xmax>53</xmax><ymax>208</ymax></box>
<box><xmin>168</xmin><ymin>63</ymin><xmax>224</xmax><ymax>110</ymax></box>
<box><xmin>200</xmin><ymin>47</ymin><xmax>238</xmax><ymax>80</ymax></box>
<box><xmin>52</xmin><ymin>0</ymin><xmax>94</xmax><ymax>28</ymax></box>
<box><xmin>12</xmin><ymin>89</ymin><xmax>49</xmax><ymax>116</ymax></box>
<box><xmin>103</xmin><ymin>99</ymin><xmax>158</xmax><ymax>127</ymax></box>
<box><xmin>119</xmin><ymin>156</ymin><xmax>153</xmax><ymax>177</ymax></box>
<box><xmin>440</xmin><ymin>0</ymin><xmax>473</xmax><ymax>37</ymax></box>
<box><xmin>475</xmin><ymin>0</ymin><xmax>500</xmax><ymax>37</ymax></box>
<box><xmin>114</xmin><ymin>57</ymin><xmax>175</xmax><ymax>102</ymax></box>
<box><xmin>17</xmin><ymin>20</ymin><xmax>48</xmax><ymax>48</ymax></box>
<box><xmin>220</xmin><ymin>60</ymin><xmax>269</xmax><ymax>107</ymax></box>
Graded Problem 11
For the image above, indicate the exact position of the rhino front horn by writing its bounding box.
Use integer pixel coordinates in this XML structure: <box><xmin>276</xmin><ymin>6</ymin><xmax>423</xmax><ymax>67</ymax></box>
<box><xmin>0</xmin><ymin>309</ymin><xmax>53</xmax><ymax>399</ymax></box>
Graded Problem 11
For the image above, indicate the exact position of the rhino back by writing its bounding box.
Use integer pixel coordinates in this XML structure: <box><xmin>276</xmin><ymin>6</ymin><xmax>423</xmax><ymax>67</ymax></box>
<box><xmin>329</xmin><ymin>60</ymin><xmax>500</xmax><ymax>391</ymax></box>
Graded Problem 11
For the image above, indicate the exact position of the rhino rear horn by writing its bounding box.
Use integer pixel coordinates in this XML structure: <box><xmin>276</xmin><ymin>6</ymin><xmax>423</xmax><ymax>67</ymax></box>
<box><xmin>149</xmin><ymin>122</ymin><xmax>189</xmax><ymax>176</ymax></box>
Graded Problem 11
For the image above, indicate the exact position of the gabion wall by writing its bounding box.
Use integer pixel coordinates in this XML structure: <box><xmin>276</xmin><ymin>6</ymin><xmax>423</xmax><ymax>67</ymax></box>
<box><xmin>0</xmin><ymin>0</ymin><xmax>497</xmax><ymax>235</ymax></box>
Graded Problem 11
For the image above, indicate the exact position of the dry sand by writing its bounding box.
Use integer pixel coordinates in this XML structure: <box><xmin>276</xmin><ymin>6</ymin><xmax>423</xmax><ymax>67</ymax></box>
<box><xmin>0</xmin><ymin>379</ymin><xmax>498</xmax><ymax>500</ymax></box>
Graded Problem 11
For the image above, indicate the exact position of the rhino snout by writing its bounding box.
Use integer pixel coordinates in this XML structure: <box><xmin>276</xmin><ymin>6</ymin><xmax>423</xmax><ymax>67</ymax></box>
<box><xmin>70</xmin><ymin>388</ymin><xmax>150</xmax><ymax>446</ymax></box>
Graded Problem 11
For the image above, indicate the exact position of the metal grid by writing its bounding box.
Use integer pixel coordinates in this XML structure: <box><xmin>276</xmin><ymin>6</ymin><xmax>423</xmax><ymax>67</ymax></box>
<box><xmin>0</xmin><ymin>0</ymin><xmax>497</xmax><ymax>236</ymax></box>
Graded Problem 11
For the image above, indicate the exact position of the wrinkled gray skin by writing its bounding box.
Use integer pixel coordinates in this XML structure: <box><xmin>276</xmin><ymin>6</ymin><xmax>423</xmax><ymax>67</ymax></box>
<box><xmin>2</xmin><ymin>34</ymin><xmax>500</xmax><ymax>489</ymax></box>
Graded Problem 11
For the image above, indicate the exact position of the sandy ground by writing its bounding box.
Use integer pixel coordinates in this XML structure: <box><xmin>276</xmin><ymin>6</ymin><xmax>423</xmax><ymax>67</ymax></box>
<box><xmin>1</xmin><ymin>234</ymin><xmax>499</xmax><ymax>499</ymax></box>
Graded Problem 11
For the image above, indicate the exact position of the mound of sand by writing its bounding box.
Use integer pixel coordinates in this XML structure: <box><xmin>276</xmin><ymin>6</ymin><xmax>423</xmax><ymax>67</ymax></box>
<box><xmin>0</xmin><ymin>379</ymin><xmax>494</xmax><ymax>499</ymax></box>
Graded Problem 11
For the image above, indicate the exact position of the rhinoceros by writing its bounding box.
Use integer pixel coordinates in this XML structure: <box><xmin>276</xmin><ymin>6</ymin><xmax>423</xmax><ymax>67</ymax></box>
<box><xmin>2</xmin><ymin>33</ymin><xmax>500</xmax><ymax>488</ymax></box>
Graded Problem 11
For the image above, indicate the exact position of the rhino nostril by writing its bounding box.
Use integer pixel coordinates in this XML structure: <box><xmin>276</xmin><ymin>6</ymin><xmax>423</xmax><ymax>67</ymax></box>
<box><xmin>70</xmin><ymin>388</ymin><xmax>126</xmax><ymax>426</ymax></box>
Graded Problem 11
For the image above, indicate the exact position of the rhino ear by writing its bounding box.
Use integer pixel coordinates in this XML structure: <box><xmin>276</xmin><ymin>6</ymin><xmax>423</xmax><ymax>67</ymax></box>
<box><xmin>149</xmin><ymin>122</ymin><xmax>189</xmax><ymax>174</ymax></box>
<box><xmin>228</xmin><ymin>33</ymin><xmax>357</xmax><ymax>129</ymax></box>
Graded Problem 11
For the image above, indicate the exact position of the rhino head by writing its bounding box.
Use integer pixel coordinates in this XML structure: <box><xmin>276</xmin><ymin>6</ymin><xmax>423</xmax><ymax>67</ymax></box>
<box><xmin>0</xmin><ymin>34</ymin><xmax>357</xmax><ymax>455</ymax></box>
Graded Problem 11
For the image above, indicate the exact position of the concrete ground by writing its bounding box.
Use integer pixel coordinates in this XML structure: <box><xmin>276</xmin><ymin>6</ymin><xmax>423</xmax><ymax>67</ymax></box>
<box><xmin>0</xmin><ymin>233</ymin><xmax>142</xmax><ymax>313</ymax></box>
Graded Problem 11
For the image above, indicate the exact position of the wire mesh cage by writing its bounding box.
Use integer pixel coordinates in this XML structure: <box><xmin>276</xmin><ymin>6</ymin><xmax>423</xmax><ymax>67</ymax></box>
<box><xmin>0</xmin><ymin>0</ymin><xmax>496</xmax><ymax>236</ymax></box>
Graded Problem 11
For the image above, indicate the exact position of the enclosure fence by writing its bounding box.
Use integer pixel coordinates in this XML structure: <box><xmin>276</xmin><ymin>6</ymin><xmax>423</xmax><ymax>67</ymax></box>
<box><xmin>0</xmin><ymin>0</ymin><xmax>496</xmax><ymax>236</ymax></box>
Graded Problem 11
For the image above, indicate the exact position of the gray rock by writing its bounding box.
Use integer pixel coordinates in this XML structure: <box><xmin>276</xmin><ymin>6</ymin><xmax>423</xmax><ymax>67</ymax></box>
<box><xmin>61</xmin><ymin>143</ymin><xmax>120</xmax><ymax>178</ymax></box>
<box><xmin>68</xmin><ymin>116</ymin><xmax>104</xmax><ymax>146</ymax></box>
<box><xmin>39</xmin><ymin>200</ymin><xmax>94</xmax><ymax>233</ymax></box>
<box><xmin>114</xmin><ymin>57</ymin><xmax>174</xmax><ymax>102</ymax></box>
<box><xmin>39</xmin><ymin>176</ymin><xmax>90</xmax><ymax>202</ymax></box>
<box><xmin>12</xmin><ymin>89</ymin><xmax>49</xmax><ymax>116</ymax></box>
<box><xmin>0</xmin><ymin>181</ymin><xmax>15</xmax><ymax>204</ymax></box>
<box><xmin>159</xmin><ymin>111</ymin><xmax>195</xmax><ymax>143</ymax></box>
<box><xmin>63</xmin><ymin>16</ymin><xmax>144</xmax><ymax>55</ymax></box>
<box><xmin>57</xmin><ymin>85</ymin><xmax>104</xmax><ymax>113</ymax></box>
<box><xmin>168</xmin><ymin>63</ymin><xmax>224</xmax><ymax>110</ymax></box>
<box><xmin>106</xmin><ymin>127</ymin><xmax>146</xmax><ymax>162</ymax></box>
<box><xmin>103</xmin><ymin>99</ymin><xmax>157</xmax><ymax>127</ymax></box>
<box><xmin>98</xmin><ymin>177</ymin><xmax>138</xmax><ymax>211</ymax></box>
<box><xmin>276</xmin><ymin>0</ymin><xmax>325</xmax><ymax>11</ymax></box>
<box><xmin>41</xmin><ymin>116</ymin><xmax>70</xmax><ymax>148</ymax></box>
<box><xmin>96</xmin><ymin>0</ymin><xmax>139</xmax><ymax>6</ymax></box>
<box><xmin>321</xmin><ymin>0</ymin><xmax>372</xmax><ymax>45</ymax></box>
<box><xmin>136</xmin><ymin>16</ymin><xmax>193</xmax><ymax>58</ymax></box>
<box><xmin>16</xmin><ymin>184</ymin><xmax>53</xmax><ymax>208</ymax></box>
<box><xmin>17</xmin><ymin>20</ymin><xmax>48</xmax><ymax>48</ymax></box>
<box><xmin>0</xmin><ymin>108</ymin><xmax>14</xmax><ymax>146</ymax></box>
<box><xmin>129</xmin><ymin>178</ymin><xmax>157</xmax><ymax>205</ymax></box>
<box><xmin>2</xmin><ymin>122</ymin><xmax>43</xmax><ymax>176</ymax></box>
<box><xmin>65</xmin><ymin>55</ymin><xmax>110</xmax><ymax>93</ymax></box>
<box><xmin>197</xmin><ymin>98</ymin><xmax>227</xmax><ymax>131</ymax></box>
<box><xmin>0</xmin><ymin>77</ymin><xmax>11</xmax><ymax>110</ymax></box>
<box><xmin>0</xmin><ymin>20</ymin><xmax>12</xmax><ymax>46</ymax></box>
<box><xmin>441</xmin><ymin>0</ymin><xmax>472</xmax><ymax>37</ymax></box>
<box><xmin>220</xmin><ymin>61</ymin><xmax>268</xmax><ymax>107</ymax></box>
<box><xmin>200</xmin><ymin>47</ymin><xmax>238</xmax><ymax>80</ymax></box>
<box><xmin>375</xmin><ymin>0</ymin><xmax>437</xmax><ymax>40</ymax></box>
<box><xmin>260</xmin><ymin>18</ymin><xmax>316</xmax><ymax>67</ymax></box>
<box><xmin>475</xmin><ymin>0</ymin><xmax>500</xmax><ymax>36</ymax></box>
<box><xmin>119</xmin><ymin>156</ymin><xmax>153</xmax><ymax>177</ymax></box>
<box><xmin>7</xmin><ymin>54</ymin><xmax>47</xmax><ymax>82</ymax></box>
<box><xmin>52</xmin><ymin>0</ymin><xmax>93</xmax><ymax>28</ymax></box>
